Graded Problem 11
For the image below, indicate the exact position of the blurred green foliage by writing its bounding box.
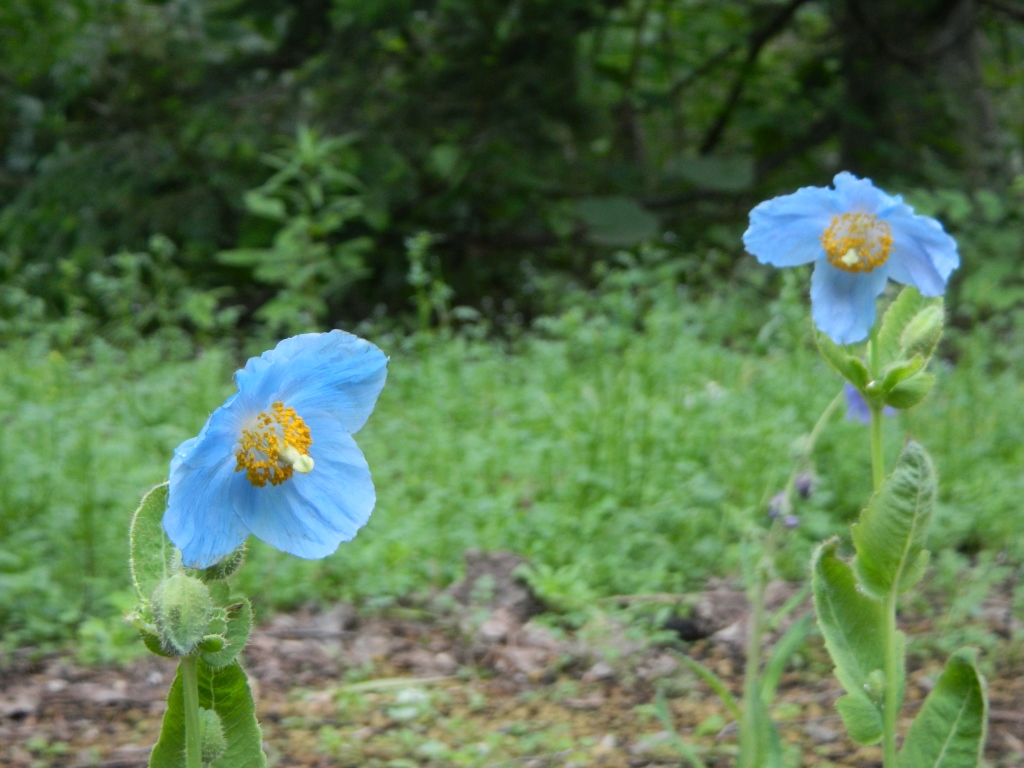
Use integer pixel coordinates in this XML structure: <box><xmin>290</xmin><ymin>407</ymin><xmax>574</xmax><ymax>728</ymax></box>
<box><xmin>4</xmin><ymin>0</ymin><xmax>1024</xmax><ymax>334</ymax></box>
<box><xmin>3</xmin><ymin>257</ymin><xmax>1024</xmax><ymax>650</ymax></box>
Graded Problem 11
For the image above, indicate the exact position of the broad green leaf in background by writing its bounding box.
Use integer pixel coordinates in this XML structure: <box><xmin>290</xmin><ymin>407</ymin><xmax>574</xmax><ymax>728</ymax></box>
<box><xmin>852</xmin><ymin>441</ymin><xmax>936</xmax><ymax>598</ymax></box>
<box><xmin>664</xmin><ymin>155</ymin><xmax>755</xmax><ymax>193</ymax></box>
<box><xmin>575</xmin><ymin>196</ymin><xmax>659</xmax><ymax>247</ymax></box>
<box><xmin>811</xmin><ymin>540</ymin><xmax>888</xmax><ymax>744</ymax></box>
<box><xmin>899</xmin><ymin>648</ymin><xmax>987</xmax><ymax>768</ymax></box>
<box><xmin>130</xmin><ymin>483</ymin><xmax>178</xmax><ymax>602</ymax></box>
<box><xmin>149</xmin><ymin>660</ymin><xmax>265</xmax><ymax>768</ymax></box>
<box><xmin>814</xmin><ymin>330</ymin><xmax>870</xmax><ymax>389</ymax></box>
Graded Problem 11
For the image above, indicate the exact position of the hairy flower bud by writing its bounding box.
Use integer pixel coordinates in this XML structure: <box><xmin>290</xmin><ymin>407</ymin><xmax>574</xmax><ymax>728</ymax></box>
<box><xmin>794</xmin><ymin>471</ymin><xmax>816</xmax><ymax>500</ymax></box>
<box><xmin>900</xmin><ymin>305</ymin><xmax>943</xmax><ymax>360</ymax></box>
<box><xmin>155</xmin><ymin>574</ymin><xmax>211</xmax><ymax>655</ymax></box>
<box><xmin>199</xmin><ymin>707</ymin><xmax>227</xmax><ymax>763</ymax></box>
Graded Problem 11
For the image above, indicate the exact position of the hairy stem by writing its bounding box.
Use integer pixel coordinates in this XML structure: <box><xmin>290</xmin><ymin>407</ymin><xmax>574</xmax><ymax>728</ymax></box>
<box><xmin>738</xmin><ymin>554</ymin><xmax>767</xmax><ymax>768</ymax></box>
<box><xmin>882</xmin><ymin>591</ymin><xmax>900</xmax><ymax>768</ymax></box>
<box><xmin>181</xmin><ymin>654</ymin><xmax>202</xmax><ymax>768</ymax></box>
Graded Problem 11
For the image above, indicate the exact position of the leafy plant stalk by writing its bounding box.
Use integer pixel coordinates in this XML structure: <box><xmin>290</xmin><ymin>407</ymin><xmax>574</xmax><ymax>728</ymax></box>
<box><xmin>180</xmin><ymin>654</ymin><xmax>202</xmax><ymax>768</ymax></box>
<box><xmin>739</xmin><ymin>525</ymin><xmax>773</xmax><ymax>768</ymax></box>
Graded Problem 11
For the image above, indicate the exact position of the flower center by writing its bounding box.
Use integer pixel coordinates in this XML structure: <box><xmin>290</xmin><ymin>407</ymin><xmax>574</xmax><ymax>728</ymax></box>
<box><xmin>821</xmin><ymin>213</ymin><xmax>893</xmax><ymax>273</ymax></box>
<box><xmin>235</xmin><ymin>402</ymin><xmax>313</xmax><ymax>487</ymax></box>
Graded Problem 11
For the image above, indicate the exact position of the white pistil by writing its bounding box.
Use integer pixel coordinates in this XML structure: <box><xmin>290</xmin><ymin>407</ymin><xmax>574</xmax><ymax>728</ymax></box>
<box><xmin>841</xmin><ymin>247</ymin><xmax>860</xmax><ymax>267</ymax></box>
<box><xmin>279</xmin><ymin>444</ymin><xmax>314</xmax><ymax>474</ymax></box>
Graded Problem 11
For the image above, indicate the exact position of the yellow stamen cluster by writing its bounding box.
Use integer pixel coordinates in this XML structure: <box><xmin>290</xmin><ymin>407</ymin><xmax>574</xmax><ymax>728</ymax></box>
<box><xmin>235</xmin><ymin>402</ymin><xmax>313</xmax><ymax>487</ymax></box>
<box><xmin>821</xmin><ymin>213</ymin><xmax>893</xmax><ymax>273</ymax></box>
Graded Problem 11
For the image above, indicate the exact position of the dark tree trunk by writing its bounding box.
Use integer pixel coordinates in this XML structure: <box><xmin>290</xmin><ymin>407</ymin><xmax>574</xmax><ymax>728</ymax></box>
<box><xmin>836</xmin><ymin>0</ymin><xmax>1003</xmax><ymax>185</ymax></box>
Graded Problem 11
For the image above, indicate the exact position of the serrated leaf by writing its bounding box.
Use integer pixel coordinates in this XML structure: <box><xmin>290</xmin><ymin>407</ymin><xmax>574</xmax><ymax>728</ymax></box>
<box><xmin>815</xmin><ymin>330</ymin><xmax>870</xmax><ymax>388</ymax></box>
<box><xmin>202</xmin><ymin>599</ymin><xmax>253</xmax><ymax>669</ymax></box>
<box><xmin>852</xmin><ymin>441</ymin><xmax>936</xmax><ymax>598</ymax></box>
<box><xmin>899</xmin><ymin>648</ymin><xmax>987</xmax><ymax>768</ymax></box>
<box><xmin>130</xmin><ymin>483</ymin><xmax>179</xmax><ymax>602</ymax></box>
<box><xmin>885</xmin><ymin>372</ymin><xmax>936</xmax><ymax>409</ymax></box>
<box><xmin>877</xmin><ymin>287</ymin><xmax>941</xmax><ymax>367</ymax></box>
<box><xmin>149</xmin><ymin>660</ymin><xmax>265</xmax><ymax>768</ymax></box>
<box><xmin>811</xmin><ymin>540</ymin><xmax>887</xmax><ymax>744</ymax></box>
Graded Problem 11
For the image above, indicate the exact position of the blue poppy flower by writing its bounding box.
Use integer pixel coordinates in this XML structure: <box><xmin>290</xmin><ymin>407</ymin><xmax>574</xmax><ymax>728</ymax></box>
<box><xmin>164</xmin><ymin>331</ymin><xmax>388</xmax><ymax>568</ymax></box>
<box><xmin>743</xmin><ymin>172</ymin><xmax>959</xmax><ymax>344</ymax></box>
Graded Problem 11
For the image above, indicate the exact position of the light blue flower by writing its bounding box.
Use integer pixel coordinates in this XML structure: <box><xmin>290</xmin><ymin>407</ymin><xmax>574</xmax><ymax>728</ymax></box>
<box><xmin>743</xmin><ymin>172</ymin><xmax>959</xmax><ymax>344</ymax></box>
<box><xmin>164</xmin><ymin>331</ymin><xmax>388</xmax><ymax>568</ymax></box>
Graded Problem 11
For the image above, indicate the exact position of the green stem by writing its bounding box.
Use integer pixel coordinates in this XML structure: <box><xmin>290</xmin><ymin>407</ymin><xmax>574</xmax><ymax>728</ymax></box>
<box><xmin>870</xmin><ymin>403</ymin><xmax>885</xmax><ymax>492</ymax></box>
<box><xmin>869</xmin><ymin>324</ymin><xmax>898</xmax><ymax>767</ymax></box>
<box><xmin>181</xmin><ymin>654</ymin><xmax>202</xmax><ymax>768</ymax></box>
<box><xmin>868</xmin><ymin>327</ymin><xmax>885</xmax><ymax>492</ymax></box>
<box><xmin>738</xmin><ymin>523</ymin><xmax>779</xmax><ymax>768</ymax></box>
<box><xmin>738</xmin><ymin>564</ymin><xmax>766</xmax><ymax>767</ymax></box>
<box><xmin>882</xmin><ymin>591</ymin><xmax>900</xmax><ymax>768</ymax></box>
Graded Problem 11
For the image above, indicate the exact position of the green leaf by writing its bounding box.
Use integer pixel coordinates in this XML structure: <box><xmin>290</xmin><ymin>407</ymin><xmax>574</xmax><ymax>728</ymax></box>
<box><xmin>877</xmin><ymin>287</ymin><xmax>941</xmax><ymax>367</ymax></box>
<box><xmin>852</xmin><ymin>441</ymin><xmax>936</xmax><ymax>598</ymax></box>
<box><xmin>130</xmin><ymin>483</ymin><xmax>179</xmax><ymax>602</ymax></box>
<box><xmin>761</xmin><ymin>612</ymin><xmax>813</xmax><ymax>707</ymax></box>
<box><xmin>149</xmin><ymin>660</ymin><xmax>265</xmax><ymax>768</ymax></box>
<box><xmin>815</xmin><ymin>330</ymin><xmax>870</xmax><ymax>389</ymax></box>
<box><xmin>751</xmin><ymin>694</ymin><xmax>785</xmax><ymax>768</ymax></box>
<box><xmin>900</xmin><ymin>648</ymin><xmax>988</xmax><ymax>768</ymax></box>
<box><xmin>672</xmin><ymin>652</ymin><xmax>741</xmax><ymax>721</ymax></box>
<box><xmin>885</xmin><ymin>373</ymin><xmax>936</xmax><ymax>409</ymax></box>
<box><xmin>196</xmin><ymin>546</ymin><xmax>247</xmax><ymax>582</ymax></box>
<box><xmin>880</xmin><ymin>356</ymin><xmax>924</xmax><ymax>393</ymax></box>
<box><xmin>653</xmin><ymin>690</ymin><xmax>707</xmax><ymax>768</ymax></box>
<box><xmin>201</xmin><ymin>599</ymin><xmax>253</xmax><ymax>669</ymax></box>
<box><xmin>575</xmin><ymin>196</ymin><xmax>659</xmax><ymax>247</ymax></box>
<box><xmin>811</xmin><ymin>540</ymin><xmax>887</xmax><ymax>744</ymax></box>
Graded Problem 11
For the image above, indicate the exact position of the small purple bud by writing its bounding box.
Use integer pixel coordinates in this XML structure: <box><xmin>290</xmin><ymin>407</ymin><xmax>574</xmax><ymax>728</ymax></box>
<box><xmin>783</xmin><ymin>514</ymin><xmax>800</xmax><ymax>529</ymax></box>
<box><xmin>768</xmin><ymin>491</ymin><xmax>790</xmax><ymax>519</ymax></box>
<box><xmin>795</xmin><ymin>471</ymin><xmax>815</xmax><ymax>500</ymax></box>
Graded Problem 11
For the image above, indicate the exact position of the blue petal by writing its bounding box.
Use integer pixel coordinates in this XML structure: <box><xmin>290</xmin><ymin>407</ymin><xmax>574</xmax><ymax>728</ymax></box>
<box><xmin>884</xmin><ymin>210</ymin><xmax>959</xmax><ymax>297</ymax></box>
<box><xmin>844</xmin><ymin>383</ymin><xmax>871</xmax><ymax>424</ymax></box>
<box><xmin>810</xmin><ymin>260</ymin><xmax>890</xmax><ymax>344</ymax></box>
<box><xmin>743</xmin><ymin>185</ymin><xmax>839</xmax><ymax>267</ymax></box>
<box><xmin>165</xmin><ymin>449</ymin><xmax>250</xmax><ymax>570</ymax></box>
<box><xmin>234</xmin><ymin>411</ymin><xmax>375</xmax><ymax>559</ymax></box>
<box><xmin>831</xmin><ymin>172</ymin><xmax>901</xmax><ymax>214</ymax></box>
<box><xmin>235</xmin><ymin>330</ymin><xmax>388</xmax><ymax>434</ymax></box>
<box><xmin>165</xmin><ymin>398</ymin><xmax>255</xmax><ymax>568</ymax></box>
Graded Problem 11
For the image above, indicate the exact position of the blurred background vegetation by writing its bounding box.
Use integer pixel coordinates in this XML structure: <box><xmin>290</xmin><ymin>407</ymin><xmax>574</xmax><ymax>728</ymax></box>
<box><xmin>5</xmin><ymin>0</ymin><xmax>1024</xmax><ymax>655</ymax></box>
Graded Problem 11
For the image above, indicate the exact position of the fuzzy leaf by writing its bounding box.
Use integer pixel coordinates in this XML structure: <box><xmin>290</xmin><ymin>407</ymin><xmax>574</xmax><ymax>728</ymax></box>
<box><xmin>812</xmin><ymin>540</ymin><xmax>888</xmax><ymax>744</ymax></box>
<box><xmin>880</xmin><ymin>356</ymin><xmax>924</xmax><ymax>393</ymax></box>
<box><xmin>130</xmin><ymin>483</ymin><xmax>178</xmax><ymax>602</ymax></box>
<box><xmin>815</xmin><ymin>330</ymin><xmax>870</xmax><ymax>389</ymax></box>
<box><xmin>885</xmin><ymin>373</ymin><xmax>936</xmax><ymax>409</ymax></box>
<box><xmin>899</xmin><ymin>648</ymin><xmax>988</xmax><ymax>768</ymax></box>
<box><xmin>202</xmin><ymin>599</ymin><xmax>253</xmax><ymax>669</ymax></box>
<box><xmin>149</xmin><ymin>660</ymin><xmax>265</xmax><ymax>768</ymax></box>
<box><xmin>877</xmin><ymin>287</ymin><xmax>941</xmax><ymax>367</ymax></box>
<box><xmin>852</xmin><ymin>441</ymin><xmax>936</xmax><ymax>598</ymax></box>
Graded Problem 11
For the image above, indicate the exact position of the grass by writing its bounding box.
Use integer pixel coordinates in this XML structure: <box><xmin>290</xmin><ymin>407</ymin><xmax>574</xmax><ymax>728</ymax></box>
<box><xmin>3</xmin><ymin>275</ymin><xmax>1024</xmax><ymax>651</ymax></box>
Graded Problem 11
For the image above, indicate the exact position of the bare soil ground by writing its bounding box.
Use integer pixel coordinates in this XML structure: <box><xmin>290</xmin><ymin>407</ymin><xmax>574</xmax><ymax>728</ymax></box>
<box><xmin>2</xmin><ymin>560</ymin><xmax>1023</xmax><ymax>767</ymax></box>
